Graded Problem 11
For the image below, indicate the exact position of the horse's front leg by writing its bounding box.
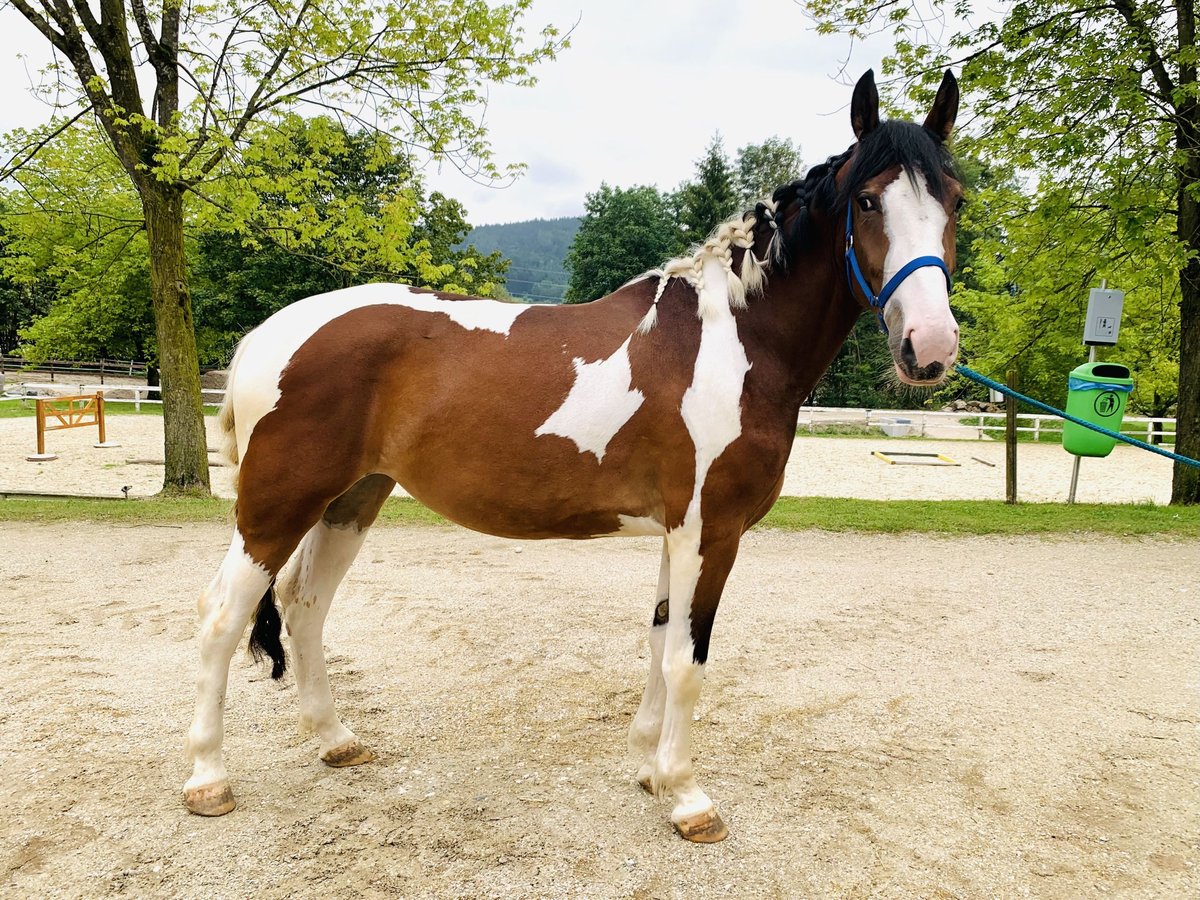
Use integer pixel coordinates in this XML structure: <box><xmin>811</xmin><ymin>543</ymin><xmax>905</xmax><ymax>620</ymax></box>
<box><xmin>629</xmin><ymin>539</ymin><xmax>670</xmax><ymax>789</ymax></box>
<box><xmin>651</xmin><ymin>527</ymin><xmax>740</xmax><ymax>843</ymax></box>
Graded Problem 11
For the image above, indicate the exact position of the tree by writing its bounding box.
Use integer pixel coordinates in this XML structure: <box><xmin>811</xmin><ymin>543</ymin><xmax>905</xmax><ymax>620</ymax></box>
<box><xmin>0</xmin><ymin>122</ymin><xmax>153</xmax><ymax>362</ymax></box>
<box><xmin>191</xmin><ymin>116</ymin><xmax>510</xmax><ymax>358</ymax></box>
<box><xmin>804</xmin><ymin>0</ymin><xmax>1200</xmax><ymax>502</ymax></box>
<box><xmin>735</xmin><ymin>136</ymin><xmax>804</xmax><ymax>205</ymax></box>
<box><xmin>951</xmin><ymin>175</ymin><xmax>1183</xmax><ymax>417</ymax></box>
<box><xmin>564</xmin><ymin>184</ymin><xmax>681</xmax><ymax>303</ymax></box>
<box><xmin>465</xmin><ymin>217</ymin><xmax>580</xmax><ymax>303</ymax></box>
<box><xmin>676</xmin><ymin>134</ymin><xmax>739</xmax><ymax>245</ymax></box>
<box><xmin>0</xmin><ymin>208</ymin><xmax>53</xmax><ymax>356</ymax></box>
<box><xmin>2</xmin><ymin>0</ymin><xmax>563</xmax><ymax>495</ymax></box>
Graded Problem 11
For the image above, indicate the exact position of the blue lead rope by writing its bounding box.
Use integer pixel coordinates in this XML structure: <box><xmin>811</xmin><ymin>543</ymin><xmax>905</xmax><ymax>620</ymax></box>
<box><xmin>844</xmin><ymin>202</ymin><xmax>952</xmax><ymax>332</ymax></box>
<box><xmin>955</xmin><ymin>364</ymin><xmax>1200</xmax><ymax>469</ymax></box>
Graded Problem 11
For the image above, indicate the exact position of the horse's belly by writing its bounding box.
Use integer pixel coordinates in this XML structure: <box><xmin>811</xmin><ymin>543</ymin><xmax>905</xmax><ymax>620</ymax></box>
<box><xmin>387</xmin><ymin>451</ymin><xmax>665</xmax><ymax>539</ymax></box>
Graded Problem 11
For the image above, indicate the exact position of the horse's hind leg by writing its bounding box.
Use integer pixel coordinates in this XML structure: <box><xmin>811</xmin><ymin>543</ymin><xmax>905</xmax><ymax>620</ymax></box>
<box><xmin>276</xmin><ymin>474</ymin><xmax>395</xmax><ymax>767</ymax></box>
<box><xmin>184</xmin><ymin>439</ymin><xmax>371</xmax><ymax>815</ymax></box>
<box><xmin>629</xmin><ymin>540</ymin><xmax>670</xmax><ymax>790</ymax></box>
<box><xmin>183</xmin><ymin>532</ymin><xmax>277</xmax><ymax>815</ymax></box>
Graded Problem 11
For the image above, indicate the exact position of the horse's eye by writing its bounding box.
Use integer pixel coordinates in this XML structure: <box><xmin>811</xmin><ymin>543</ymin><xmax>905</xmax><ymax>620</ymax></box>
<box><xmin>955</xmin><ymin>196</ymin><xmax>967</xmax><ymax>213</ymax></box>
<box><xmin>856</xmin><ymin>195</ymin><xmax>877</xmax><ymax>213</ymax></box>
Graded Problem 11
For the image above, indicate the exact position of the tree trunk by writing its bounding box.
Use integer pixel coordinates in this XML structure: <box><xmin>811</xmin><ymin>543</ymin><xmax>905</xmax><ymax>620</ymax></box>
<box><xmin>142</xmin><ymin>184</ymin><xmax>210</xmax><ymax>495</ymax></box>
<box><xmin>1174</xmin><ymin>1</ymin><xmax>1200</xmax><ymax>504</ymax></box>
<box><xmin>1174</xmin><ymin>224</ymin><xmax>1200</xmax><ymax>503</ymax></box>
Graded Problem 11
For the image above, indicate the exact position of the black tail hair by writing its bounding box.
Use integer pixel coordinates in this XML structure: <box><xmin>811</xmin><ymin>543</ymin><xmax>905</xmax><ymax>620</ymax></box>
<box><xmin>248</xmin><ymin>581</ymin><xmax>287</xmax><ymax>679</ymax></box>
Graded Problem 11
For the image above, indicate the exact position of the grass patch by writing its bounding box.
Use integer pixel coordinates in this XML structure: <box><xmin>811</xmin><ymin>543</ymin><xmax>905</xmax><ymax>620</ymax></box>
<box><xmin>0</xmin><ymin>494</ymin><xmax>1195</xmax><ymax>536</ymax></box>
<box><xmin>795</xmin><ymin>423</ymin><xmax>887</xmax><ymax>438</ymax></box>
<box><xmin>0</xmin><ymin>400</ymin><xmax>220</xmax><ymax>418</ymax></box>
<box><xmin>0</xmin><ymin>494</ymin><xmax>450</xmax><ymax>526</ymax></box>
<box><xmin>761</xmin><ymin>497</ymin><xmax>1199</xmax><ymax>536</ymax></box>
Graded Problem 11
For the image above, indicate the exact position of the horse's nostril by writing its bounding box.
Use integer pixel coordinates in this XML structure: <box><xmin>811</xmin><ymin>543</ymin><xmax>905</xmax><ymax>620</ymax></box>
<box><xmin>900</xmin><ymin>337</ymin><xmax>918</xmax><ymax>371</ymax></box>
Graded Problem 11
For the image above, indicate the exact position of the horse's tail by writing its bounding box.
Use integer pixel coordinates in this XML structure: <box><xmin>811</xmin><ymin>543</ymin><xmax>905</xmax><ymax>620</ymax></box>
<box><xmin>217</xmin><ymin>335</ymin><xmax>251</xmax><ymax>477</ymax></box>
<box><xmin>248</xmin><ymin>581</ymin><xmax>287</xmax><ymax>679</ymax></box>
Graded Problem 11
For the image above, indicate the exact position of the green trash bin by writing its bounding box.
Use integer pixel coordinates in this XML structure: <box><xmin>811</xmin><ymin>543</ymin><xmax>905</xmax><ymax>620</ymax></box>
<box><xmin>1062</xmin><ymin>362</ymin><xmax>1134</xmax><ymax>458</ymax></box>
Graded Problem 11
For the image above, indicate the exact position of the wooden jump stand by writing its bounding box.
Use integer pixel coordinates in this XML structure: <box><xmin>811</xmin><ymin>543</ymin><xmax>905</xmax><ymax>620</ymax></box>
<box><xmin>26</xmin><ymin>392</ymin><xmax>121</xmax><ymax>461</ymax></box>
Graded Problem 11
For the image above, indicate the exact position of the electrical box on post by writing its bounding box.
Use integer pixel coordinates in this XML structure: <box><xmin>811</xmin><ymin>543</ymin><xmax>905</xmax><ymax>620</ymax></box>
<box><xmin>1083</xmin><ymin>288</ymin><xmax>1125</xmax><ymax>346</ymax></box>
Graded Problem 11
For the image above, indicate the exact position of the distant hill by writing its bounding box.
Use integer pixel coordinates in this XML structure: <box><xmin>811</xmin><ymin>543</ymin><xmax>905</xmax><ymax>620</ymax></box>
<box><xmin>464</xmin><ymin>217</ymin><xmax>580</xmax><ymax>303</ymax></box>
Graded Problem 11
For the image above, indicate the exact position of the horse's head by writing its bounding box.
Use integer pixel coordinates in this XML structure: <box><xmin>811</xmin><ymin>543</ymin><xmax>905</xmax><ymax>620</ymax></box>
<box><xmin>840</xmin><ymin>69</ymin><xmax>963</xmax><ymax>385</ymax></box>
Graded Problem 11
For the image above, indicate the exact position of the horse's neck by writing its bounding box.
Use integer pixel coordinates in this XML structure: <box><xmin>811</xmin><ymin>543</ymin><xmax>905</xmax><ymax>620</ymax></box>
<box><xmin>741</xmin><ymin>238</ymin><xmax>863</xmax><ymax>410</ymax></box>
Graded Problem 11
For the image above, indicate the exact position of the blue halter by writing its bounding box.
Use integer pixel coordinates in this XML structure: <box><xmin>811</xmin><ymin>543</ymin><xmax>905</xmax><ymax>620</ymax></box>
<box><xmin>844</xmin><ymin>201</ymin><xmax>952</xmax><ymax>333</ymax></box>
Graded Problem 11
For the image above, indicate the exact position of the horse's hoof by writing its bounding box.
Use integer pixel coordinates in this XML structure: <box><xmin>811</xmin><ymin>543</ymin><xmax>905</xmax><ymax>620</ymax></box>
<box><xmin>673</xmin><ymin>809</ymin><xmax>728</xmax><ymax>843</ymax></box>
<box><xmin>183</xmin><ymin>781</ymin><xmax>236</xmax><ymax>817</ymax></box>
<box><xmin>637</xmin><ymin>775</ymin><xmax>654</xmax><ymax>795</ymax></box>
<box><xmin>321</xmin><ymin>739</ymin><xmax>375</xmax><ymax>768</ymax></box>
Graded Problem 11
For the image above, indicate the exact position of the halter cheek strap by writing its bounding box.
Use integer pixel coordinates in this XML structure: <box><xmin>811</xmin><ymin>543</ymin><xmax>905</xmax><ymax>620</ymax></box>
<box><xmin>844</xmin><ymin>202</ymin><xmax>952</xmax><ymax>333</ymax></box>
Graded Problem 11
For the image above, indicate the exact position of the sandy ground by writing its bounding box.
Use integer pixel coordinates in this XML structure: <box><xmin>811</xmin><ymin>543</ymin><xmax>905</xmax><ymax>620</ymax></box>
<box><xmin>0</xmin><ymin>522</ymin><xmax>1196</xmax><ymax>899</ymax></box>
<box><xmin>0</xmin><ymin>412</ymin><xmax>1178</xmax><ymax>504</ymax></box>
<box><xmin>1</xmin><ymin>407</ymin><xmax>1195</xmax><ymax>898</ymax></box>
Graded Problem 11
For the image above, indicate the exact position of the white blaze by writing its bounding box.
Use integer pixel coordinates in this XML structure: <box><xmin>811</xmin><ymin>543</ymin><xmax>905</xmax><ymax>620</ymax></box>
<box><xmin>879</xmin><ymin>173</ymin><xmax>958</xmax><ymax>366</ymax></box>
<box><xmin>534</xmin><ymin>337</ymin><xmax>645</xmax><ymax>462</ymax></box>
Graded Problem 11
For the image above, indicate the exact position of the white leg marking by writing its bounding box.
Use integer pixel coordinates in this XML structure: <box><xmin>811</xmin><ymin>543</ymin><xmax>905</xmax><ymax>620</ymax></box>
<box><xmin>639</xmin><ymin>262</ymin><xmax>750</xmax><ymax>827</ymax></box>
<box><xmin>652</xmin><ymin>528</ymin><xmax>713</xmax><ymax>822</ymax></box>
<box><xmin>276</xmin><ymin>520</ymin><xmax>370</xmax><ymax>756</ymax></box>
<box><xmin>185</xmin><ymin>530</ymin><xmax>272</xmax><ymax>793</ymax></box>
<box><xmin>535</xmin><ymin>336</ymin><xmax>644</xmax><ymax>461</ymax></box>
<box><xmin>630</xmin><ymin>541</ymin><xmax>670</xmax><ymax>783</ymax></box>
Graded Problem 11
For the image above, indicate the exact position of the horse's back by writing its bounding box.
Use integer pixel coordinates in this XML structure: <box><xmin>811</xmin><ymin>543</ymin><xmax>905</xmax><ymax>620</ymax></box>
<box><xmin>224</xmin><ymin>281</ymin><xmax>698</xmax><ymax>537</ymax></box>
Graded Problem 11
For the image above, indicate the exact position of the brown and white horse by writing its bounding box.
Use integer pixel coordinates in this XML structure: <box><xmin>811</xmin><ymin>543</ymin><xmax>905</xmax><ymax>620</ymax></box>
<box><xmin>184</xmin><ymin>70</ymin><xmax>963</xmax><ymax>842</ymax></box>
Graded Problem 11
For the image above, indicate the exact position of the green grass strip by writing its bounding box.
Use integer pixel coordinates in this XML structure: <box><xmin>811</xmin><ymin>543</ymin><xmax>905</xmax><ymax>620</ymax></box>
<box><xmin>761</xmin><ymin>496</ymin><xmax>1199</xmax><ymax>536</ymax></box>
<box><xmin>0</xmin><ymin>494</ymin><xmax>1196</xmax><ymax>536</ymax></box>
<box><xmin>0</xmin><ymin>401</ymin><xmax>219</xmax><ymax>418</ymax></box>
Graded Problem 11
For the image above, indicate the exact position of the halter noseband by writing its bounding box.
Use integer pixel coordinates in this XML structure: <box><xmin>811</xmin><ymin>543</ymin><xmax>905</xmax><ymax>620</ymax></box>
<box><xmin>844</xmin><ymin>201</ymin><xmax>952</xmax><ymax>333</ymax></box>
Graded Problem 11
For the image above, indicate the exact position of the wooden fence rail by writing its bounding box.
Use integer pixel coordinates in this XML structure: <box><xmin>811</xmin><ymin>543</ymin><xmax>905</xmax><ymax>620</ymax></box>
<box><xmin>0</xmin><ymin>355</ymin><xmax>148</xmax><ymax>381</ymax></box>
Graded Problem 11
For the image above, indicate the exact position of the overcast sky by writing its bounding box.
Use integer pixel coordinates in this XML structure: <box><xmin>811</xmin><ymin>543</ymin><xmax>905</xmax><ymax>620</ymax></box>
<box><xmin>0</xmin><ymin>0</ymin><xmax>896</xmax><ymax>226</ymax></box>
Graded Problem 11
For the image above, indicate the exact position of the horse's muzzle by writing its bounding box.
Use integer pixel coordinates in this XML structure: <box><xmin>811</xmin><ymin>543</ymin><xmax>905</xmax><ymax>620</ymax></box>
<box><xmin>897</xmin><ymin>337</ymin><xmax>950</xmax><ymax>385</ymax></box>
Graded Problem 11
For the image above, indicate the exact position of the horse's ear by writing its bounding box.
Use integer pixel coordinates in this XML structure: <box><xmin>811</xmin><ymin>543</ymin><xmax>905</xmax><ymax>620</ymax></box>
<box><xmin>851</xmin><ymin>70</ymin><xmax>880</xmax><ymax>140</ymax></box>
<box><xmin>923</xmin><ymin>70</ymin><xmax>959</xmax><ymax>141</ymax></box>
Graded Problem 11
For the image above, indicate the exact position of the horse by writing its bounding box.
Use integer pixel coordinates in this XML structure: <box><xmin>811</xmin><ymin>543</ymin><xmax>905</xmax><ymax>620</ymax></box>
<box><xmin>183</xmin><ymin>69</ymin><xmax>964</xmax><ymax>843</ymax></box>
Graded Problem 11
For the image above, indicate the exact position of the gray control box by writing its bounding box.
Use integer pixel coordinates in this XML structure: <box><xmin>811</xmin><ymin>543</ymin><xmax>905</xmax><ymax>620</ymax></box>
<box><xmin>1083</xmin><ymin>288</ymin><xmax>1124</xmax><ymax>346</ymax></box>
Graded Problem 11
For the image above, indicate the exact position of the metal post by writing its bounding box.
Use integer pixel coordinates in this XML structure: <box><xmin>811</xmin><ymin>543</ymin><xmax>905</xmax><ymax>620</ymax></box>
<box><xmin>1067</xmin><ymin>343</ymin><xmax>1097</xmax><ymax>504</ymax></box>
<box><xmin>1006</xmin><ymin>369</ymin><xmax>1018</xmax><ymax>504</ymax></box>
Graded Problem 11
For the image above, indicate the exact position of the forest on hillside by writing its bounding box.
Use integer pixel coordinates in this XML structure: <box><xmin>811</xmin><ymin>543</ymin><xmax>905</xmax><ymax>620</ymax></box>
<box><xmin>465</xmin><ymin>217</ymin><xmax>579</xmax><ymax>303</ymax></box>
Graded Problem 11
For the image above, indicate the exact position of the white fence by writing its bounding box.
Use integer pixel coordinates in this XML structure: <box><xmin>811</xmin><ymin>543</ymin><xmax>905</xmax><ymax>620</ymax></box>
<box><xmin>1</xmin><ymin>383</ymin><xmax>226</xmax><ymax>411</ymax></box>
<box><xmin>797</xmin><ymin>405</ymin><xmax>1177</xmax><ymax>443</ymax></box>
<box><xmin>0</xmin><ymin>383</ymin><xmax>1180</xmax><ymax>445</ymax></box>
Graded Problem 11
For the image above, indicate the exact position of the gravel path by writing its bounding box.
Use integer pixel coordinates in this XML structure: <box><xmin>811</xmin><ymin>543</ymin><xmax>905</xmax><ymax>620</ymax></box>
<box><xmin>0</xmin><ymin>523</ymin><xmax>1196</xmax><ymax>898</ymax></box>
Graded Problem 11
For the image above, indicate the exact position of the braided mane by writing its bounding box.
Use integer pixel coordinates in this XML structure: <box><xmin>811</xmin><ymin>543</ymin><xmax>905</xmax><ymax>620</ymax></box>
<box><xmin>632</xmin><ymin>148</ymin><xmax>853</xmax><ymax>334</ymax></box>
<box><xmin>633</xmin><ymin>120</ymin><xmax>956</xmax><ymax>334</ymax></box>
